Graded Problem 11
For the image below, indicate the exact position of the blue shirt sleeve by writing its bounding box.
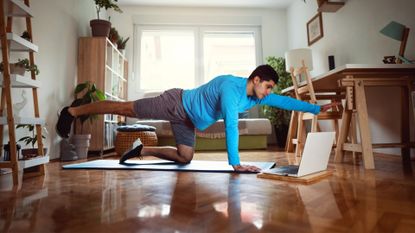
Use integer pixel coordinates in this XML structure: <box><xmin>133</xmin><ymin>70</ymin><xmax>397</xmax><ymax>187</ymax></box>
<box><xmin>259</xmin><ymin>94</ymin><xmax>320</xmax><ymax>114</ymax></box>
<box><xmin>220</xmin><ymin>87</ymin><xmax>241</xmax><ymax>165</ymax></box>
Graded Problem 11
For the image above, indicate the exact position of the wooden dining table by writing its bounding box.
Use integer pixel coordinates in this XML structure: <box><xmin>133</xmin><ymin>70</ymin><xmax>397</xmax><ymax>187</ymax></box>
<box><xmin>282</xmin><ymin>64</ymin><xmax>415</xmax><ymax>169</ymax></box>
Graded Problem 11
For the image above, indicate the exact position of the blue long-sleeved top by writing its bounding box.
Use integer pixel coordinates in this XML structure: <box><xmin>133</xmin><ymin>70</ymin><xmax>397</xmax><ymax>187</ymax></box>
<box><xmin>182</xmin><ymin>75</ymin><xmax>320</xmax><ymax>165</ymax></box>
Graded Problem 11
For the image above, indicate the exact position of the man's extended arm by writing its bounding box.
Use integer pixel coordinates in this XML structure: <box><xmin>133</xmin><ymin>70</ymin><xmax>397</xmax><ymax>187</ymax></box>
<box><xmin>260</xmin><ymin>94</ymin><xmax>320</xmax><ymax>114</ymax></box>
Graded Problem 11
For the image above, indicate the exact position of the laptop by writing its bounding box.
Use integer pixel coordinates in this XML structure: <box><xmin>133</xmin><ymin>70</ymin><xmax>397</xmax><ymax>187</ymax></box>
<box><xmin>263</xmin><ymin>132</ymin><xmax>335</xmax><ymax>177</ymax></box>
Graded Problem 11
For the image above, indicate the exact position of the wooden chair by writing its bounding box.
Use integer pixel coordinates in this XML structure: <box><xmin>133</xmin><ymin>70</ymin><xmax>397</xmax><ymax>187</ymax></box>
<box><xmin>285</xmin><ymin>49</ymin><xmax>343</xmax><ymax>157</ymax></box>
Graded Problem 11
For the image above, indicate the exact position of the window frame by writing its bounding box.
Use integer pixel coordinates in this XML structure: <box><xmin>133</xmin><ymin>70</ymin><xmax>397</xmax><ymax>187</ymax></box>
<box><xmin>133</xmin><ymin>24</ymin><xmax>262</xmax><ymax>93</ymax></box>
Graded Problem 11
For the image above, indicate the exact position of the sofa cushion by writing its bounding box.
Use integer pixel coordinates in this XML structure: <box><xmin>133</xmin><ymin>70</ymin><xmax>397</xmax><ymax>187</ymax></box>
<box><xmin>135</xmin><ymin>118</ymin><xmax>271</xmax><ymax>138</ymax></box>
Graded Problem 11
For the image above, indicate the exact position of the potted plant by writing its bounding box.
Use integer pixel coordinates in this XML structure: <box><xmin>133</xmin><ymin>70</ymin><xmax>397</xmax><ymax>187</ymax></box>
<box><xmin>117</xmin><ymin>36</ymin><xmax>129</xmax><ymax>54</ymax></box>
<box><xmin>21</xmin><ymin>30</ymin><xmax>31</xmax><ymax>42</ymax></box>
<box><xmin>3</xmin><ymin>142</ymin><xmax>21</xmax><ymax>161</ymax></box>
<box><xmin>0</xmin><ymin>58</ymin><xmax>39</xmax><ymax>76</ymax></box>
<box><xmin>262</xmin><ymin>56</ymin><xmax>293</xmax><ymax>148</ymax></box>
<box><xmin>71</xmin><ymin>81</ymin><xmax>106</xmax><ymax>158</ymax></box>
<box><xmin>90</xmin><ymin>0</ymin><xmax>122</xmax><ymax>37</ymax></box>
<box><xmin>16</xmin><ymin>124</ymin><xmax>48</xmax><ymax>159</ymax></box>
<box><xmin>108</xmin><ymin>27</ymin><xmax>119</xmax><ymax>45</ymax></box>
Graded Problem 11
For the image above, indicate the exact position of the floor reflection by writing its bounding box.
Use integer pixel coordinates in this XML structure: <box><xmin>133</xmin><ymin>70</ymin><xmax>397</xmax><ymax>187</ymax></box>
<box><xmin>70</xmin><ymin>171</ymin><xmax>268</xmax><ymax>232</ymax></box>
<box><xmin>2</xmin><ymin>152</ymin><xmax>413</xmax><ymax>233</ymax></box>
<box><xmin>127</xmin><ymin>172</ymin><xmax>263</xmax><ymax>232</ymax></box>
<box><xmin>0</xmin><ymin>176</ymin><xmax>48</xmax><ymax>233</ymax></box>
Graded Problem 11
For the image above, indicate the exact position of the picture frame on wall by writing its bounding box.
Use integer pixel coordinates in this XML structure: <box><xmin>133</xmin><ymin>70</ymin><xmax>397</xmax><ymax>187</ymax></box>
<box><xmin>307</xmin><ymin>12</ymin><xmax>324</xmax><ymax>46</ymax></box>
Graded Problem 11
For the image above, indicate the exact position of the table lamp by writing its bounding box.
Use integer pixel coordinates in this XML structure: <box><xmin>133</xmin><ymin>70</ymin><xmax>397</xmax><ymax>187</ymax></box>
<box><xmin>284</xmin><ymin>48</ymin><xmax>314</xmax><ymax>100</ymax></box>
<box><xmin>285</xmin><ymin>48</ymin><xmax>313</xmax><ymax>78</ymax></box>
<box><xmin>380</xmin><ymin>21</ymin><xmax>410</xmax><ymax>63</ymax></box>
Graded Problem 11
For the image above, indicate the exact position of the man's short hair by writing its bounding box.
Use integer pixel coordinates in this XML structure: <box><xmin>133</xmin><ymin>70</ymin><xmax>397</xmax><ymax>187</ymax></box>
<box><xmin>248</xmin><ymin>64</ymin><xmax>279</xmax><ymax>84</ymax></box>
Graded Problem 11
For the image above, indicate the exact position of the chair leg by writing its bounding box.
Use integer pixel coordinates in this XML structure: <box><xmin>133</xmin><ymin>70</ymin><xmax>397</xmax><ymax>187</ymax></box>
<box><xmin>296</xmin><ymin>115</ymin><xmax>307</xmax><ymax>157</ymax></box>
<box><xmin>286</xmin><ymin>111</ymin><xmax>298</xmax><ymax>153</ymax></box>
<box><xmin>332</xmin><ymin>118</ymin><xmax>340</xmax><ymax>147</ymax></box>
<box><xmin>311</xmin><ymin>115</ymin><xmax>318</xmax><ymax>132</ymax></box>
<box><xmin>350</xmin><ymin>112</ymin><xmax>358</xmax><ymax>164</ymax></box>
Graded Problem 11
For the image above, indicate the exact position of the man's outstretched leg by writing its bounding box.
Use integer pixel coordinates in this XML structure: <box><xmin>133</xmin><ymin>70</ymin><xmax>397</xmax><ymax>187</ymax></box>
<box><xmin>56</xmin><ymin>100</ymin><xmax>136</xmax><ymax>138</ymax></box>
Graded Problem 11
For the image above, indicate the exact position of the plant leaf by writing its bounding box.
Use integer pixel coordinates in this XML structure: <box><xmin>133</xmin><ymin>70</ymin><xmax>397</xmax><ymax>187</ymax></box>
<box><xmin>74</xmin><ymin>83</ymin><xmax>88</xmax><ymax>94</ymax></box>
<box><xmin>95</xmin><ymin>89</ymin><xmax>106</xmax><ymax>100</ymax></box>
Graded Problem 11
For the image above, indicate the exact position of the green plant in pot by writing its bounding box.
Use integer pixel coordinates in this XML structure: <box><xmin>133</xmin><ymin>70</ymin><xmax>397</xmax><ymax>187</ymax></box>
<box><xmin>117</xmin><ymin>36</ymin><xmax>129</xmax><ymax>51</ymax></box>
<box><xmin>90</xmin><ymin>0</ymin><xmax>122</xmax><ymax>37</ymax></box>
<box><xmin>262</xmin><ymin>56</ymin><xmax>293</xmax><ymax>148</ymax></box>
<box><xmin>17</xmin><ymin>124</ymin><xmax>48</xmax><ymax>159</ymax></box>
<box><xmin>71</xmin><ymin>81</ymin><xmax>106</xmax><ymax>159</ymax></box>
<box><xmin>108</xmin><ymin>27</ymin><xmax>119</xmax><ymax>45</ymax></box>
<box><xmin>0</xmin><ymin>58</ymin><xmax>39</xmax><ymax>76</ymax></box>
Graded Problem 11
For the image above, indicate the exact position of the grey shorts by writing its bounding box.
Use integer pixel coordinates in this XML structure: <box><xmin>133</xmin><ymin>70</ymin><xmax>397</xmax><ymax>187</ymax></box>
<box><xmin>133</xmin><ymin>88</ymin><xmax>195</xmax><ymax>147</ymax></box>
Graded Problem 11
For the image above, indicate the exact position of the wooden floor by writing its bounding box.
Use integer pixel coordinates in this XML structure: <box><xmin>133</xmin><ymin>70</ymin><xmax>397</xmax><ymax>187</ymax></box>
<box><xmin>0</xmin><ymin>149</ymin><xmax>414</xmax><ymax>233</ymax></box>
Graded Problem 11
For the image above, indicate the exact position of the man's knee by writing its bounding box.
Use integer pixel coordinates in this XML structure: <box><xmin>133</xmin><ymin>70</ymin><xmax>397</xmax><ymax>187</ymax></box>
<box><xmin>177</xmin><ymin>145</ymin><xmax>194</xmax><ymax>164</ymax></box>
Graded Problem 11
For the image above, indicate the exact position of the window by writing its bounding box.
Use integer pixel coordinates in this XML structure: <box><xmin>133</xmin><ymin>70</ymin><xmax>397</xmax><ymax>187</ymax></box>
<box><xmin>203</xmin><ymin>31</ymin><xmax>257</xmax><ymax>83</ymax></box>
<box><xmin>138</xmin><ymin>28</ymin><xmax>196</xmax><ymax>90</ymax></box>
<box><xmin>135</xmin><ymin>25</ymin><xmax>261</xmax><ymax>91</ymax></box>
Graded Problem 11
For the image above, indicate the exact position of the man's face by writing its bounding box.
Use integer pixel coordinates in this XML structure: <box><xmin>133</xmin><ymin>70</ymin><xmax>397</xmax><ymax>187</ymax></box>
<box><xmin>253</xmin><ymin>76</ymin><xmax>276</xmax><ymax>99</ymax></box>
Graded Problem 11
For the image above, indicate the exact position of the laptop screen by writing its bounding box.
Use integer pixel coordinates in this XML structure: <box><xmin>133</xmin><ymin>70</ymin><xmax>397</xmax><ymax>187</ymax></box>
<box><xmin>297</xmin><ymin>132</ymin><xmax>335</xmax><ymax>176</ymax></box>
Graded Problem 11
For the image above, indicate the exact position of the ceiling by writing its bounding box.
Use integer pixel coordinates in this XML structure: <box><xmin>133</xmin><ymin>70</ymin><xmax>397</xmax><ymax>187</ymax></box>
<box><xmin>117</xmin><ymin>0</ymin><xmax>295</xmax><ymax>9</ymax></box>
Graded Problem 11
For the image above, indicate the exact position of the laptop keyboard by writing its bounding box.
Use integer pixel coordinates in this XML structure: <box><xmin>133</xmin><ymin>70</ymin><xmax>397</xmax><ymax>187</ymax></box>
<box><xmin>265</xmin><ymin>165</ymin><xmax>299</xmax><ymax>175</ymax></box>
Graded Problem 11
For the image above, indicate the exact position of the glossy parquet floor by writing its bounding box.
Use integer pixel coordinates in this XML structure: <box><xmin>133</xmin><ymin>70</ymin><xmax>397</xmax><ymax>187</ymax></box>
<box><xmin>0</xmin><ymin>149</ymin><xmax>414</xmax><ymax>233</ymax></box>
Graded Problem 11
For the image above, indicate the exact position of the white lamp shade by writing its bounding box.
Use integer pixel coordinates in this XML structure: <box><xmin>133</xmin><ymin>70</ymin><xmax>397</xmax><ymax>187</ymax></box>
<box><xmin>285</xmin><ymin>48</ymin><xmax>313</xmax><ymax>72</ymax></box>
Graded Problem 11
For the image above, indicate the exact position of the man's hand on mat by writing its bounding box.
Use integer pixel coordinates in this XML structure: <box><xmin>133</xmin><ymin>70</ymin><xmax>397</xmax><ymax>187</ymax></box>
<box><xmin>233</xmin><ymin>164</ymin><xmax>261</xmax><ymax>172</ymax></box>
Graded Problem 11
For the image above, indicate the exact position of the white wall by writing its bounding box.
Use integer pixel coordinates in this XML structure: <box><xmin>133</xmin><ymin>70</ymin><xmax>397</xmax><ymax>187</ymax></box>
<box><xmin>1</xmin><ymin>0</ymin><xmax>96</xmax><ymax>159</ymax></box>
<box><xmin>109</xmin><ymin>6</ymin><xmax>288</xmax><ymax>105</ymax></box>
<box><xmin>287</xmin><ymin>0</ymin><xmax>415</xmax><ymax>156</ymax></box>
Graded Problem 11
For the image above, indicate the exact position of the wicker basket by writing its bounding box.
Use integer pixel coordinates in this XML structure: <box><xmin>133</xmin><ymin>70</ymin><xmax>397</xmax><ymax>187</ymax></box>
<box><xmin>115</xmin><ymin>131</ymin><xmax>158</xmax><ymax>156</ymax></box>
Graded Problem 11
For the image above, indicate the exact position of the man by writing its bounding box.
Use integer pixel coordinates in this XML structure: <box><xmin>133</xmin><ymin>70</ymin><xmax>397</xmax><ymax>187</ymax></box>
<box><xmin>57</xmin><ymin>65</ymin><xmax>334</xmax><ymax>172</ymax></box>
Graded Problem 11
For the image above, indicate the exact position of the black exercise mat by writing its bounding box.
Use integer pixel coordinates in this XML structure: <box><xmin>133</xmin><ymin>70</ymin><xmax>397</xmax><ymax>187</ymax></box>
<box><xmin>62</xmin><ymin>159</ymin><xmax>275</xmax><ymax>173</ymax></box>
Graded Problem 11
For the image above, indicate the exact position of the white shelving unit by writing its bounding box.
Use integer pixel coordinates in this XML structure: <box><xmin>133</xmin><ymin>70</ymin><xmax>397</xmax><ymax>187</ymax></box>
<box><xmin>78</xmin><ymin>37</ymin><xmax>128</xmax><ymax>155</ymax></box>
<box><xmin>0</xmin><ymin>0</ymin><xmax>47</xmax><ymax>186</ymax></box>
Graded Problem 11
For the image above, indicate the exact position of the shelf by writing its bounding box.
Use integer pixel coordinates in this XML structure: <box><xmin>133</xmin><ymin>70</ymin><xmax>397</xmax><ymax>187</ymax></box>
<box><xmin>105</xmin><ymin>65</ymin><xmax>126</xmax><ymax>82</ymax></box>
<box><xmin>0</xmin><ymin>155</ymin><xmax>49</xmax><ymax>170</ymax></box>
<box><xmin>106</xmin><ymin>38</ymin><xmax>126</xmax><ymax>60</ymax></box>
<box><xmin>0</xmin><ymin>116</ymin><xmax>45</xmax><ymax>125</ymax></box>
<box><xmin>0</xmin><ymin>33</ymin><xmax>38</xmax><ymax>52</ymax></box>
<box><xmin>317</xmin><ymin>0</ymin><xmax>345</xmax><ymax>12</ymax></box>
<box><xmin>19</xmin><ymin>155</ymin><xmax>49</xmax><ymax>169</ymax></box>
<box><xmin>3</xmin><ymin>0</ymin><xmax>33</xmax><ymax>17</ymax></box>
<box><xmin>0</xmin><ymin>74</ymin><xmax>40</xmax><ymax>88</ymax></box>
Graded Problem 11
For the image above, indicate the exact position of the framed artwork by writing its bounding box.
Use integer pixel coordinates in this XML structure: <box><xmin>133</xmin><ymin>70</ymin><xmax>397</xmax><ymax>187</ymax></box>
<box><xmin>307</xmin><ymin>12</ymin><xmax>324</xmax><ymax>46</ymax></box>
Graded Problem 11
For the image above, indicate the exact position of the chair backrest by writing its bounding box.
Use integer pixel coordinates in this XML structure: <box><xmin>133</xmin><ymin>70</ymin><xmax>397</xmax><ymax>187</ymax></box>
<box><xmin>289</xmin><ymin>63</ymin><xmax>317</xmax><ymax>104</ymax></box>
